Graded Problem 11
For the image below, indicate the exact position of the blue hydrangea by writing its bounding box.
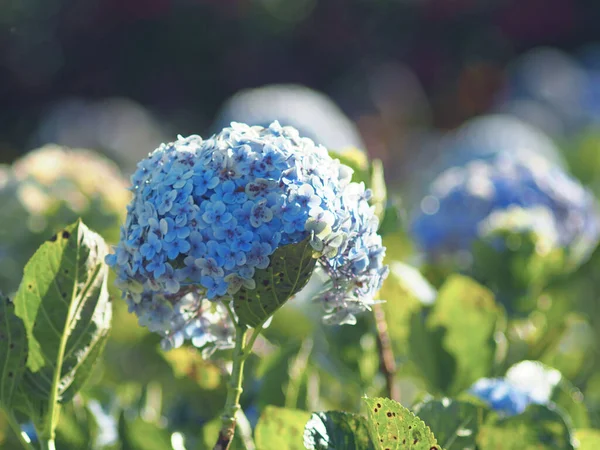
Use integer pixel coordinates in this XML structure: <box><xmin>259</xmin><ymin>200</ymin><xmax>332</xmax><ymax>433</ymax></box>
<box><xmin>212</xmin><ymin>84</ymin><xmax>365</xmax><ymax>152</ymax></box>
<box><xmin>107</xmin><ymin>121</ymin><xmax>387</xmax><ymax>352</ymax></box>
<box><xmin>410</xmin><ymin>153</ymin><xmax>600</xmax><ymax>268</ymax></box>
<box><xmin>405</xmin><ymin>115</ymin><xmax>566</xmax><ymax>213</ymax></box>
<box><xmin>469</xmin><ymin>378</ymin><xmax>536</xmax><ymax>416</ymax></box>
<box><xmin>438</xmin><ymin>115</ymin><xmax>566</xmax><ymax>169</ymax></box>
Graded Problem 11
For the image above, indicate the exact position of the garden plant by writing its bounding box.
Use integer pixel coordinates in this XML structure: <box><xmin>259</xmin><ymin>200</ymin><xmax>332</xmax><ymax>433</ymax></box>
<box><xmin>1</xmin><ymin>117</ymin><xmax>600</xmax><ymax>450</ymax></box>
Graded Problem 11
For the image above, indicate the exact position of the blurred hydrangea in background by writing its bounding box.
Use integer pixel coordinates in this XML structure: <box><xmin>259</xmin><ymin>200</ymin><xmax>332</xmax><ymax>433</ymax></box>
<box><xmin>406</xmin><ymin>114</ymin><xmax>567</xmax><ymax>210</ymax></box>
<box><xmin>0</xmin><ymin>144</ymin><xmax>130</xmax><ymax>291</ymax></box>
<box><xmin>497</xmin><ymin>47</ymin><xmax>600</xmax><ymax>197</ymax></box>
<box><xmin>469</xmin><ymin>377</ymin><xmax>537</xmax><ymax>416</ymax></box>
<box><xmin>31</xmin><ymin>97</ymin><xmax>169</xmax><ymax>174</ymax></box>
<box><xmin>107</xmin><ymin>121</ymin><xmax>388</xmax><ymax>353</ymax></box>
<box><xmin>212</xmin><ymin>84</ymin><xmax>365</xmax><ymax>152</ymax></box>
<box><xmin>410</xmin><ymin>144</ymin><xmax>600</xmax><ymax>274</ymax></box>
<box><xmin>469</xmin><ymin>360</ymin><xmax>563</xmax><ymax>417</ymax></box>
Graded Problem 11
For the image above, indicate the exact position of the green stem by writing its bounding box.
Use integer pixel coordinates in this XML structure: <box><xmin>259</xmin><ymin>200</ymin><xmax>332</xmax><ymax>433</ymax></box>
<box><xmin>214</xmin><ymin>326</ymin><xmax>248</xmax><ymax>450</ymax></box>
<box><xmin>3</xmin><ymin>410</ymin><xmax>35</xmax><ymax>450</ymax></box>
<box><xmin>213</xmin><ymin>307</ymin><xmax>269</xmax><ymax>450</ymax></box>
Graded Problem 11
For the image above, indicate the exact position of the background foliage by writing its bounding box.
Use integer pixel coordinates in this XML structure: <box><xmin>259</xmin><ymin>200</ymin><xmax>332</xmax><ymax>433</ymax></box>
<box><xmin>3</xmin><ymin>1</ymin><xmax>600</xmax><ymax>449</ymax></box>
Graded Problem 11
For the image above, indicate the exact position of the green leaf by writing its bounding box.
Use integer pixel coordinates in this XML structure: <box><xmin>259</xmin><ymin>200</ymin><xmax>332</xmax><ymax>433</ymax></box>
<box><xmin>413</xmin><ymin>399</ymin><xmax>486</xmax><ymax>450</ymax></box>
<box><xmin>539</xmin><ymin>314</ymin><xmax>595</xmax><ymax>381</ymax></box>
<box><xmin>303</xmin><ymin>411</ymin><xmax>374</xmax><ymax>450</ymax></box>
<box><xmin>574</xmin><ymin>429</ymin><xmax>600</xmax><ymax>449</ymax></box>
<box><xmin>425</xmin><ymin>275</ymin><xmax>504</xmax><ymax>395</ymax></box>
<box><xmin>378</xmin><ymin>204</ymin><xmax>401</xmax><ymax>237</ymax></box>
<box><xmin>12</xmin><ymin>220</ymin><xmax>112</xmax><ymax>432</ymax></box>
<box><xmin>11</xmin><ymin>375</ymin><xmax>48</xmax><ymax>431</ymax></box>
<box><xmin>505</xmin><ymin>360</ymin><xmax>589</xmax><ymax>428</ymax></box>
<box><xmin>380</xmin><ymin>262</ymin><xmax>435</xmax><ymax>356</ymax></box>
<box><xmin>477</xmin><ymin>404</ymin><xmax>575</xmax><ymax>450</ymax></box>
<box><xmin>471</xmin><ymin>230</ymin><xmax>567</xmax><ymax>315</ymax></box>
<box><xmin>254</xmin><ymin>405</ymin><xmax>311</xmax><ymax>450</ymax></box>
<box><xmin>234</xmin><ymin>237</ymin><xmax>317</xmax><ymax>327</ymax></box>
<box><xmin>363</xmin><ymin>397</ymin><xmax>441</xmax><ymax>449</ymax></box>
<box><xmin>408</xmin><ymin>307</ymin><xmax>455</xmax><ymax>395</ymax></box>
<box><xmin>0</xmin><ymin>295</ymin><xmax>28</xmax><ymax>409</ymax></box>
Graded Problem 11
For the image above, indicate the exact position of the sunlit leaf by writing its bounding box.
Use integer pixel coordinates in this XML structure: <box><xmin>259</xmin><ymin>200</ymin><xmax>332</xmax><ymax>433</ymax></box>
<box><xmin>574</xmin><ymin>429</ymin><xmax>600</xmax><ymax>449</ymax></box>
<box><xmin>254</xmin><ymin>406</ymin><xmax>311</xmax><ymax>450</ymax></box>
<box><xmin>363</xmin><ymin>397</ymin><xmax>440</xmax><ymax>449</ymax></box>
<box><xmin>425</xmin><ymin>275</ymin><xmax>504</xmax><ymax>394</ymax></box>
<box><xmin>13</xmin><ymin>220</ymin><xmax>112</xmax><ymax>433</ymax></box>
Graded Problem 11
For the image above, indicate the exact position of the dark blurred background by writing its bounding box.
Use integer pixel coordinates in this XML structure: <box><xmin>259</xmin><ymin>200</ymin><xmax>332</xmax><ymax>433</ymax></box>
<box><xmin>2</xmin><ymin>0</ymin><xmax>600</xmax><ymax>173</ymax></box>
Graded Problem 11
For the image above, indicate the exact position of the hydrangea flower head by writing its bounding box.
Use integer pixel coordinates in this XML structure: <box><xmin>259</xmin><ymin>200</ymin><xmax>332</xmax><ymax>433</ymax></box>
<box><xmin>213</xmin><ymin>84</ymin><xmax>365</xmax><ymax>151</ymax></box>
<box><xmin>405</xmin><ymin>115</ymin><xmax>565</xmax><ymax>213</ymax></box>
<box><xmin>469</xmin><ymin>378</ymin><xmax>536</xmax><ymax>416</ymax></box>
<box><xmin>411</xmin><ymin>153</ymin><xmax>600</xmax><ymax>269</ymax></box>
<box><xmin>107</xmin><ymin>121</ymin><xmax>387</xmax><ymax>352</ymax></box>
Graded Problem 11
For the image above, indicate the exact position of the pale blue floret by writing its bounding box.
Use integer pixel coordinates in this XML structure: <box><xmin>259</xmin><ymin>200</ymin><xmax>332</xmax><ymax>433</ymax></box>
<box><xmin>469</xmin><ymin>378</ymin><xmax>538</xmax><ymax>416</ymax></box>
<box><xmin>106</xmin><ymin>121</ymin><xmax>388</xmax><ymax>352</ymax></box>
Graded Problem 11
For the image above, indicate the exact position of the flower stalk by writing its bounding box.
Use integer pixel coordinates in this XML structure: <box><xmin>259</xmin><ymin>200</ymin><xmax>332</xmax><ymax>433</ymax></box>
<box><xmin>373</xmin><ymin>303</ymin><xmax>398</xmax><ymax>401</ymax></box>
<box><xmin>214</xmin><ymin>311</ymin><xmax>270</xmax><ymax>450</ymax></box>
<box><xmin>214</xmin><ymin>325</ymin><xmax>248</xmax><ymax>450</ymax></box>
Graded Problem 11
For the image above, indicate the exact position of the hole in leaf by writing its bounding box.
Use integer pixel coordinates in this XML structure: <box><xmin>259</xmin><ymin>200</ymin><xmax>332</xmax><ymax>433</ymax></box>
<box><xmin>62</xmin><ymin>230</ymin><xmax>71</xmax><ymax>239</ymax></box>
